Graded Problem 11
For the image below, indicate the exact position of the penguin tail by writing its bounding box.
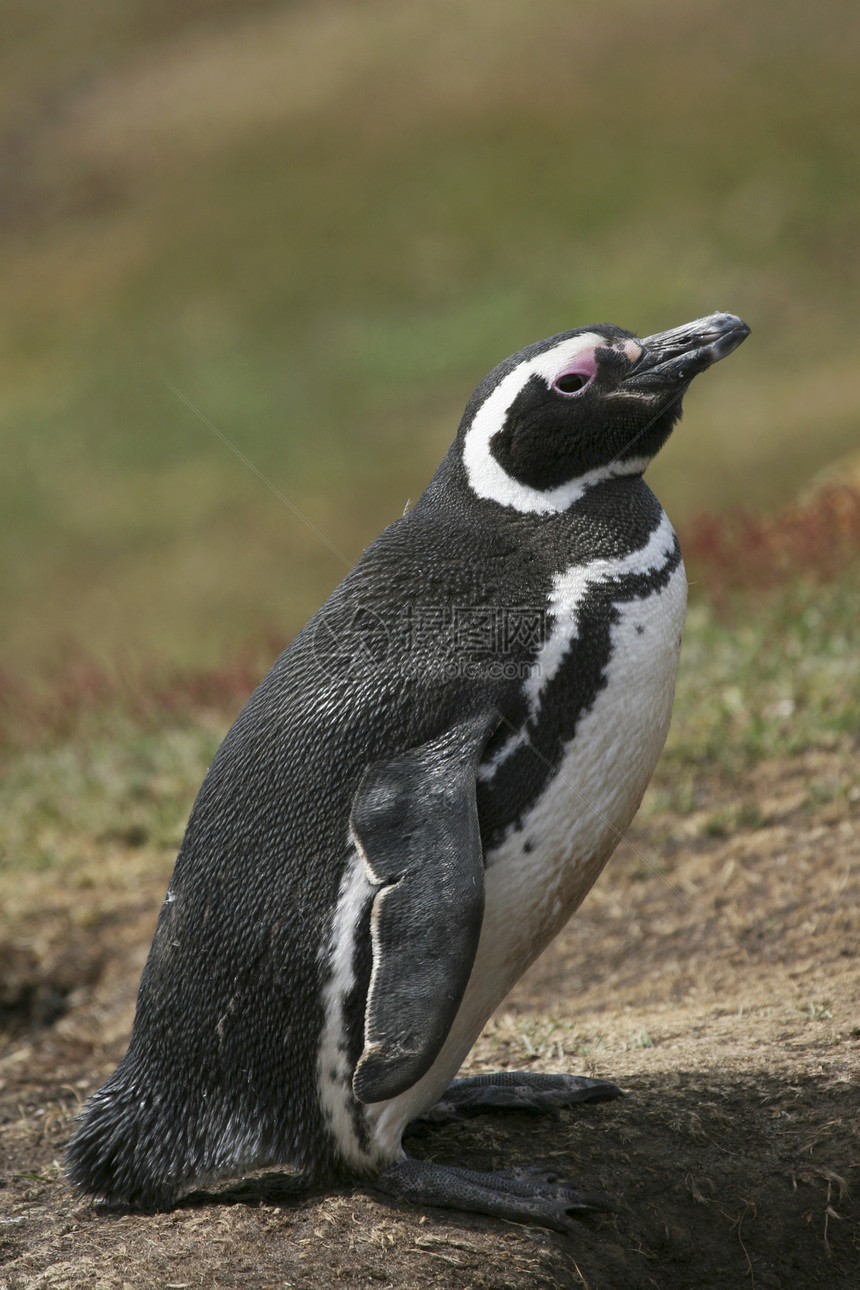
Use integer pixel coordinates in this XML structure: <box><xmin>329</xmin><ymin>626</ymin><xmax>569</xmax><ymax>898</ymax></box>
<box><xmin>65</xmin><ymin>1068</ymin><xmax>186</xmax><ymax>1210</ymax></box>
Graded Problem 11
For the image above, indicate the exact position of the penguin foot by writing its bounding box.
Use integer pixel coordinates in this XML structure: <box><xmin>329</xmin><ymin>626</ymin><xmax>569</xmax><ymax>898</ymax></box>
<box><xmin>408</xmin><ymin>1072</ymin><xmax>622</xmax><ymax>1129</ymax></box>
<box><xmin>372</xmin><ymin>1158</ymin><xmax>613</xmax><ymax>1233</ymax></box>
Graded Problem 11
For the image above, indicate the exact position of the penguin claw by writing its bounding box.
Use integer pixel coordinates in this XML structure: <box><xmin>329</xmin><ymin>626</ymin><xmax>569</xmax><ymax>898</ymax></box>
<box><xmin>408</xmin><ymin>1071</ymin><xmax>622</xmax><ymax>1129</ymax></box>
<box><xmin>372</xmin><ymin>1159</ymin><xmax>615</xmax><ymax>1233</ymax></box>
<box><xmin>493</xmin><ymin>1167</ymin><xmax>617</xmax><ymax>1213</ymax></box>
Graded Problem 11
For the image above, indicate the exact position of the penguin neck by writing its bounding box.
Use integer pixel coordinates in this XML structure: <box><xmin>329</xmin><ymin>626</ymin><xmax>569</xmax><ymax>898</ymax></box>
<box><xmin>420</xmin><ymin>446</ymin><xmax>669</xmax><ymax>561</ymax></box>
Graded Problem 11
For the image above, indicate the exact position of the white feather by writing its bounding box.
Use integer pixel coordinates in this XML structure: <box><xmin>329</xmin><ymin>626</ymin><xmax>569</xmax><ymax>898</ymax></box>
<box><xmin>461</xmin><ymin>333</ymin><xmax>649</xmax><ymax>513</ymax></box>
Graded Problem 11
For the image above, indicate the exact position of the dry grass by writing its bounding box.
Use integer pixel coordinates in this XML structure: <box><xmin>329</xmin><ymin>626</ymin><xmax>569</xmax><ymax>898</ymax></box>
<box><xmin>1</xmin><ymin>749</ymin><xmax>858</xmax><ymax>1288</ymax></box>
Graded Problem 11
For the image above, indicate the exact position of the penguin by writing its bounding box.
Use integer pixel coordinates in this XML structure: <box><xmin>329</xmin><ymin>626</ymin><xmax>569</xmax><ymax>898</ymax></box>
<box><xmin>67</xmin><ymin>312</ymin><xmax>749</xmax><ymax>1231</ymax></box>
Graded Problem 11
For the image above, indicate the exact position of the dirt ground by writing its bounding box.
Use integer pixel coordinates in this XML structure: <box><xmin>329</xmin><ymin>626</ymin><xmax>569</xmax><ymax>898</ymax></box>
<box><xmin>2</xmin><ymin>748</ymin><xmax>858</xmax><ymax>1289</ymax></box>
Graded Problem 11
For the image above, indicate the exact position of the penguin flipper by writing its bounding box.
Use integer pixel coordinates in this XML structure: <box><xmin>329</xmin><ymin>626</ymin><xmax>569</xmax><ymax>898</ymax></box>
<box><xmin>350</xmin><ymin>711</ymin><xmax>499</xmax><ymax>1104</ymax></box>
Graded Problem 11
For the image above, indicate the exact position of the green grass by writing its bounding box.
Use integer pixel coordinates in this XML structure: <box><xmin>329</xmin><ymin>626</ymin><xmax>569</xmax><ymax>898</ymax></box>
<box><xmin>0</xmin><ymin>717</ymin><xmax>225</xmax><ymax>951</ymax></box>
<box><xmin>2</xmin><ymin>560</ymin><xmax>855</xmax><ymax>975</ymax></box>
<box><xmin>2</xmin><ymin>568</ymin><xmax>856</xmax><ymax>901</ymax></box>
<box><xmin>667</xmin><ymin>580</ymin><xmax>860</xmax><ymax>771</ymax></box>
<box><xmin>0</xmin><ymin>721</ymin><xmax>220</xmax><ymax>884</ymax></box>
<box><xmin>1</xmin><ymin>0</ymin><xmax>859</xmax><ymax>671</ymax></box>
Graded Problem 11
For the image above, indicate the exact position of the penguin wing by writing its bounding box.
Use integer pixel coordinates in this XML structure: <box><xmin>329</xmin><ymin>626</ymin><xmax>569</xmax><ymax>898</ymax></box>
<box><xmin>350</xmin><ymin>710</ymin><xmax>500</xmax><ymax>1104</ymax></box>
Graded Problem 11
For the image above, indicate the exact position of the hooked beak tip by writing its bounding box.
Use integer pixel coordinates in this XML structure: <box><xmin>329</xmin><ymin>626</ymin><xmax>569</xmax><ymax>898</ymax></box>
<box><xmin>633</xmin><ymin>312</ymin><xmax>750</xmax><ymax>383</ymax></box>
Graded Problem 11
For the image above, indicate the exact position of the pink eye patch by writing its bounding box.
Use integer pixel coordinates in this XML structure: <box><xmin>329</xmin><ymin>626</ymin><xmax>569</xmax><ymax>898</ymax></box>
<box><xmin>551</xmin><ymin>352</ymin><xmax>597</xmax><ymax>396</ymax></box>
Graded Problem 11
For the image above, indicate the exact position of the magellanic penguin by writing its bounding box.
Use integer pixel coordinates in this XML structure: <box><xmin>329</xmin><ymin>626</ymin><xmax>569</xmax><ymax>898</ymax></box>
<box><xmin>67</xmin><ymin>312</ymin><xmax>749</xmax><ymax>1231</ymax></box>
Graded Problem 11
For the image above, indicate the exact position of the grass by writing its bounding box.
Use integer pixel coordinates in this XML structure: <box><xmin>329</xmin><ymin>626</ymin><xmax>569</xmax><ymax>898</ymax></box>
<box><xmin>2</xmin><ymin>487</ymin><xmax>857</xmax><ymax>961</ymax></box>
<box><xmin>1</xmin><ymin>0</ymin><xmax>859</xmax><ymax>670</ymax></box>
<box><xmin>667</xmin><ymin>577</ymin><xmax>859</xmax><ymax>770</ymax></box>
<box><xmin>3</xmin><ymin>480</ymin><xmax>857</xmax><ymax>764</ymax></box>
<box><xmin>1</xmin><ymin>5</ymin><xmax>857</xmax><ymax>1030</ymax></box>
<box><xmin>0</xmin><ymin>722</ymin><xmax>220</xmax><ymax>952</ymax></box>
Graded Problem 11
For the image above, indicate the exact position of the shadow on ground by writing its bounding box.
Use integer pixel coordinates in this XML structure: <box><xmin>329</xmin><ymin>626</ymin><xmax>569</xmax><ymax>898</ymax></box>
<box><xmin>2</xmin><ymin>748</ymin><xmax>858</xmax><ymax>1288</ymax></box>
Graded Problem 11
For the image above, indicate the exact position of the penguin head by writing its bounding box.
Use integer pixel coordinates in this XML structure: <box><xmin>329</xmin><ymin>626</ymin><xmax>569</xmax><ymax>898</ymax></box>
<box><xmin>458</xmin><ymin>312</ymin><xmax>750</xmax><ymax>514</ymax></box>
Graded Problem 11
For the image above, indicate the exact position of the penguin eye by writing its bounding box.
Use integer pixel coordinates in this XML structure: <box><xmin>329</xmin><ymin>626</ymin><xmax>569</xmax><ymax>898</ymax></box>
<box><xmin>553</xmin><ymin>371</ymin><xmax>591</xmax><ymax>396</ymax></box>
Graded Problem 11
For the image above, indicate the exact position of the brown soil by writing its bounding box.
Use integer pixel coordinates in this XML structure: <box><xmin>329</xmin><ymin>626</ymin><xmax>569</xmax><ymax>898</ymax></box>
<box><xmin>2</xmin><ymin>749</ymin><xmax>858</xmax><ymax>1289</ymax></box>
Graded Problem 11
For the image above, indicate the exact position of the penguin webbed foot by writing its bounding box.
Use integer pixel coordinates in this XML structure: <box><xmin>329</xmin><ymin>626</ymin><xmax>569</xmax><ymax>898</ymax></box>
<box><xmin>407</xmin><ymin>1072</ymin><xmax>622</xmax><ymax>1131</ymax></box>
<box><xmin>372</xmin><ymin>1158</ymin><xmax>614</xmax><ymax>1233</ymax></box>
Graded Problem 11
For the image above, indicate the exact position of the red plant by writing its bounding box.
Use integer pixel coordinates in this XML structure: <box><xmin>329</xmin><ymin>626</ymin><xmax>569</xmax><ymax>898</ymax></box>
<box><xmin>0</xmin><ymin>632</ymin><xmax>289</xmax><ymax>756</ymax></box>
<box><xmin>680</xmin><ymin>483</ymin><xmax>860</xmax><ymax>604</ymax></box>
<box><xmin>2</xmin><ymin>485</ymin><xmax>858</xmax><ymax>754</ymax></box>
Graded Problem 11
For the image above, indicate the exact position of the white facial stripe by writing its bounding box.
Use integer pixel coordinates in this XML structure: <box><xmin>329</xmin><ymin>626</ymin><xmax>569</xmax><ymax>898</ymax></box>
<box><xmin>525</xmin><ymin>332</ymin><xmax>606</xmax><ymax>383</ymax></box>
<box><xmin>462</xmin><ymin>333</ymin><xmax>641</xmax><ymax>513</ymax></box>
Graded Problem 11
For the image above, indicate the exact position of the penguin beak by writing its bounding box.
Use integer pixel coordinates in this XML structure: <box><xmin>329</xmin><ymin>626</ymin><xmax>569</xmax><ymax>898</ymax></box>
<box><xmin>626</xmin><ymin>313</ymin><xmax>750</xmax><ymax>388</ymax></box>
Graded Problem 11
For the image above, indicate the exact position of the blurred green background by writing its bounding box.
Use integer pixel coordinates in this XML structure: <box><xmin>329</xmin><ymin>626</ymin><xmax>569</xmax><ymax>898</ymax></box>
<box><xmin>1</xmin><ymin>0</ymin><xmax>858</xmax><ymax>674</ymax></box>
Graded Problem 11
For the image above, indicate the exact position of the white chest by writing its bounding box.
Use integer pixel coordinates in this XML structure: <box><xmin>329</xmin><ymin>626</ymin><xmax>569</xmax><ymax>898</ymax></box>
<box><xmin>366</xmin><ymin>521</ymin><xmax>687</xmax><ymax>1157</ymax></box>
<box><xmin>480</xmin><ymin>553</ymin><xmax>687</xmax><ymax>975</ymax></box>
